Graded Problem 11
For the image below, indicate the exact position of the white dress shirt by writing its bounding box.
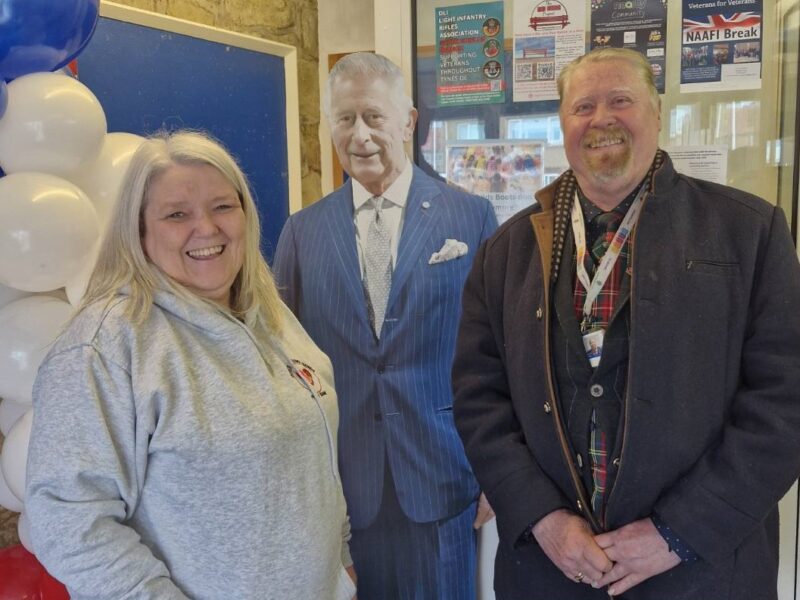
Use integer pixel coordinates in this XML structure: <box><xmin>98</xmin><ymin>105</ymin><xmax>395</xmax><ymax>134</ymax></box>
<box><xmin>352</xmin><ymin>159</ymin><xmax>413</xmax><ymax>273</ymax></box>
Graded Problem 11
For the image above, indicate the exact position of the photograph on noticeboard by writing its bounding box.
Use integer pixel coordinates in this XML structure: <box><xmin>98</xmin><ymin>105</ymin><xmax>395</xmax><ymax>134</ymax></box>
<box><xmin>446</xmin><ymin>140</ymin><xmax>543</xmax><ymax>224</ymax></box>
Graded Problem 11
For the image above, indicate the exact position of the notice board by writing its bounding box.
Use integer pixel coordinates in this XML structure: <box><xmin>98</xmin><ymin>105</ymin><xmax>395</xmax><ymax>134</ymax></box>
<box><xmin>75</xmin><ymin>2</ymin><xmax>301</xmax><ymax>259</ymax></box>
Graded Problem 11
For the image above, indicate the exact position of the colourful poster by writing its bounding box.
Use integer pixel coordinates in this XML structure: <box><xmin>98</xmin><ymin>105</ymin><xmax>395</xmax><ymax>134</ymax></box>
<box><xmin>680</xmin><ymin>0</ymin><xmax>762</xmax><ymax>92</ymax></box>
<box><xmin>512</xmin><ymin>0</ymin><xmax>586</xmax><ymax>102</ymax></box>
<box><xmin>590</xmin><ymin>0</ymin><xmax>668</xmax><ymax>93</ymax></box>
<box><xmin>436</xmin><ymin>2</ymin><xmax>506</xmax><ymax>107</ymax></box>
<box><xmin>446</xmin><ymin>141</ymin><xmax>543</xmax><ymax>224</ymax></box>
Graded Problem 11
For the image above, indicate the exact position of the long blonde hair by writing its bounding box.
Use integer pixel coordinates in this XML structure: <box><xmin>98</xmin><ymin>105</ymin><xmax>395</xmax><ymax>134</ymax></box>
<box><xmin>80</xmin><ymin>130</ymin><xmax>283</xmax><ymax>330</ymax></box>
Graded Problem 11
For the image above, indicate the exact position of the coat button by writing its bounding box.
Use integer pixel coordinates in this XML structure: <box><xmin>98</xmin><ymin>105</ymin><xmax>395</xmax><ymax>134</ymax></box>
<box><xmin>576</xmin><ymin>499</ymin><xmax>584</xmax><ymax>512</ymax></box>
<box><xmin>612</xmin><ymin>457</ymin><xmax>620</xmax><ymax>468</ymax></box>
<box><xmin>536</xmin><ymin>307</ymin><xmax>543</xmax><ymax>320</ymax></box>
<box><xmin>576</xmin><ymin>453</ymin><xmax>583</xmax><ymax>469</ymax></box>
<box><xmin>590</xmin><ymin>384</ymin><xmax>603</xmax><ymax>397</ymax></box>
<box><xmin>543</xmin><ymin>401</ymin><xmax>552</xmax><ymax>414</ymax></box>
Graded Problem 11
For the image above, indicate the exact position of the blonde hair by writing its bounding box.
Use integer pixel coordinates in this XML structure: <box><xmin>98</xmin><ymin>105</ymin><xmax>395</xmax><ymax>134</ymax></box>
<box><xmin>81</xmin><ymin>130</ymin><xmax>282</xmax><ymax>330</ymax></box>
<box><xmin>557</xmin><ymin>47</ymin><xmax>660</xmax><ymax>110</ymax></box>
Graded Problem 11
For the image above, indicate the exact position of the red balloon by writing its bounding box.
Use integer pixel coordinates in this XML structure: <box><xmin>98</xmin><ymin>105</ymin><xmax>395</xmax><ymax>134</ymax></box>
<box><xmin>38</xmin><ymin>571</ymin><xmax>69</xmax><ymax>600</ymax></box>
<box><xmin>0</xmin><ymin>545</ymin><xmax>69</xmax><ymax>599</ymax></box>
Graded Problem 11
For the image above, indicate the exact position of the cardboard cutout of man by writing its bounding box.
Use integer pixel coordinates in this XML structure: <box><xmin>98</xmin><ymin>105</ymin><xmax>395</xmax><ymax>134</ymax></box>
<box><xmin>274</xmin><ymin>52</ymin><xmax>498</xmax><ymax>599</ymax></box>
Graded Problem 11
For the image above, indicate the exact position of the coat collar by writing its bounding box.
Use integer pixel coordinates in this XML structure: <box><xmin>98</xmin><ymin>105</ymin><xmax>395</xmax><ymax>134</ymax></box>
<box><xmin>530</xmin><ymin>150</ymin><xmax>675</xmax><ymax>285</ymax></box>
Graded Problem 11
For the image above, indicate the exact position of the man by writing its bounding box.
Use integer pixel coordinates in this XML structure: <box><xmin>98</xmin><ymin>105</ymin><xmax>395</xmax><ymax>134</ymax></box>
<box><xmin>273</xmin><ymin>52</ymin><xmax>497</xmax><ymax>599</ymax></box>
<box><xmin>453</xmin><ymin>47</ymin><xmax>800</xmax><ymax>599</ymax></box>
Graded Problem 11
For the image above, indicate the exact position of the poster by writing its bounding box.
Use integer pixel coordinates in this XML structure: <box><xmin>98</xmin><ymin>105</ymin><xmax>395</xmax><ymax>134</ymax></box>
<box><xmin>512</xmin><ymin>0</ymin><xmax>586</xmax><ymax>102</ymax></box>
<box><xmin>663</xmin><ymin>145</ymin><xmax>728</xmax><ymax>184</ymax></box>
<box><xmin>590</xmin><ymin>0</ymin><xmax>668</xmax><ymax>93</ymax></box>
<box><xmin>446</xmin><ymin>141</ymin><xmax>543</xmax><ymax>224</ymax></box>
<box><xmin>680</xmin><ymin>0</ymin><xmax>762</xmax><ymax>92</ymax></box>
<box><xmin>436</xmin><ymin>2</ymin><xmax>506</xmax><ymax>107</ymax></box>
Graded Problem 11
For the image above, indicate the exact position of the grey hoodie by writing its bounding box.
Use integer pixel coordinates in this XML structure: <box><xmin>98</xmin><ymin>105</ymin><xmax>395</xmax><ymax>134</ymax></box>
<box><xmin>26</xmin><ymin>288</ymin><xmax>354</xmax><ymax>600</ymax></box>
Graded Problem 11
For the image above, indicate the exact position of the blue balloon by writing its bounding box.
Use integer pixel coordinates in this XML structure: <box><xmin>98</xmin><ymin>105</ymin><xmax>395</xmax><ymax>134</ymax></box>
<box><xmin>0</xmin><ymin>80</ymin><xmax>7</xmax><ymax>120</ymax></box>
<box><xmin>0</xmin><ymin>0</ymin><xmax>100</xmax><ymax>81</ymax></box>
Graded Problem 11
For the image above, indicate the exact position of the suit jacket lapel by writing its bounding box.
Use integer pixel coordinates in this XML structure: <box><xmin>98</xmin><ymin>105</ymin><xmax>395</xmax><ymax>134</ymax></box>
<box><xmin>326</xmin><ymin>183</ymin><xmax>372</xmax><ymax>323</ymax></box>
<box><xmin>387</xmin><ymin>168</ymin><xmax>439</xmax><ymax>314</ymax></box>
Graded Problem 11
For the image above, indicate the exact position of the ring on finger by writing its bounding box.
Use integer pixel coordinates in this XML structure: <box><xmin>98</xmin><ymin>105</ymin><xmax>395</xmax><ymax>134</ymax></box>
<box><xmin>574</xmin><ymin>572</ymin><xmax>584</xmax><ymax>583</ymax></box>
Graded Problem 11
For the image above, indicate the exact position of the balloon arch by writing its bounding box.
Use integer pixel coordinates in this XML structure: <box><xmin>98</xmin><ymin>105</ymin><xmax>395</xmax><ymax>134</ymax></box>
<box><xmin>0</xmin><ymin>2</ymin><xmax>146</xmax><ymax>596</ymax></box>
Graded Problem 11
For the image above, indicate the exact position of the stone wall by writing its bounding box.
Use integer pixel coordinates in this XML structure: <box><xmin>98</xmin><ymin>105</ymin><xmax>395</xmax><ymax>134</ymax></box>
<box><xmin>0</xmin><ymin>0</ymin><xmax>320</xmax><ymax>549</ymax></box>
<box><xmin>113</xmin><ymin>0</ymin><xmax>322</xmax><ymax>205</ymax></box>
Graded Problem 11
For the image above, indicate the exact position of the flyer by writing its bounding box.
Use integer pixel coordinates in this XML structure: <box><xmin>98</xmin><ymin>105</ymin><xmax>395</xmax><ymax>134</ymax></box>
<box><xmin>663</xmin><ymin>145</ymin><xmax>728</xmax><ymax>184</ymax></box>
<box><xmin>680</xmin><ymin>0</ymin><xmax>762</xmax><ymax>92</ymax></box>
<box><xmin>446</xmin><ymin>141</ymin><xmax>543</xmax><ymax>223</ymax></box>
<box><xmin>512</xmin><ymin>0</ymin><xmax>586</xmax><ymax>102</ymax></box>
<box><xmin>590</xmin><ymin>0</ymin><xmax>668</xmax><ymax>93</ymax></box>
<box><xmin>436</xmin><ymin>2</ymin><xmax>506</xmax><ymax>107</ymax></box>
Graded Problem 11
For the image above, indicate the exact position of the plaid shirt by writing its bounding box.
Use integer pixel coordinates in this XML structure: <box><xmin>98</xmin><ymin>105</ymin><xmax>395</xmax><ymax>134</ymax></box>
<box><xmin>572</xmin><ymin>185</ymin><xmax>639</xmax><ymax>514</ymax></box>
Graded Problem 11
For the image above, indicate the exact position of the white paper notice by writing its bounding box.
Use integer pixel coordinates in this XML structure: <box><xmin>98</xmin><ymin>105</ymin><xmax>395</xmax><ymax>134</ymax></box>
<box><xmin>663</xmin><ymin>145</ymin><xmax>728</xmax><ymax>185</ymax></box>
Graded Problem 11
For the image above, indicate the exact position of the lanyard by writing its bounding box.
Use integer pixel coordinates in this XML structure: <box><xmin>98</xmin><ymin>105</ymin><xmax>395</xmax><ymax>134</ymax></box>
<box><xmin>571</xmin><ymin>186</ymin><xmax>646</xmax><ymax>327</ymax></box>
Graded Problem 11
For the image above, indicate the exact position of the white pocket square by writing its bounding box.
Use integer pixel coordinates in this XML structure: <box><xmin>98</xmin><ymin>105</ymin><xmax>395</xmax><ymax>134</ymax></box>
<box><xmin>429</xmin><ymin>239</ymin><xmax>468</xmax><ymax>264</ymax></box>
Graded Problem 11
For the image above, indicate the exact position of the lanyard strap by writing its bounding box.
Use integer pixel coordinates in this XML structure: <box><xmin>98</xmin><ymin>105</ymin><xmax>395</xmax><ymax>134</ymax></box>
<box><xmin>571</xmin><ymin>186</ymin><xmax>646</xmax><ymax>321</ymax></box>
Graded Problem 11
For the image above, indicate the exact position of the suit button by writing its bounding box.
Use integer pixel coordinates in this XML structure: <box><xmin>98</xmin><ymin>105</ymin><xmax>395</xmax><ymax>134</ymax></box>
<box><xmin>543</xmin><ymin>401</ymin><xmax>552</xmax><ymax>414</ymax></box>
<box><xmin>576</xmin><ymin>453</ymin><xmax>583</xmax><ymax>469</ymax></box>
<box><xmin>536</xmin><ymin>307</ymin><xmax>543</xmax><ymax>320</ymax></box>
<box><xmin>612</xmin><ymin>457</ymin><xmax>620</xmax><ymax>468</ymax></box>
<box><xmin>590</xmin><ymin>384</ymin><xmax>603</xmax><ymax>397</ymax></box>
<box><xmin>377</xmin><ymin>363</ymin><xmax>385</xmax><ymax>374</ymax></box>
<box><xmin>374</xmin><ymin>412</ymin><xmax>382</xmax><ymax>421</ymax></box>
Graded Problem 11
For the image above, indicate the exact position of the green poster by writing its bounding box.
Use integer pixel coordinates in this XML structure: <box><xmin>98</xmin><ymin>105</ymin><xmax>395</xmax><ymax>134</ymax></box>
<box><xmin>436</xmin><ymin>2</ymin><xmax>506</xmax><ymax>107</ymax></box>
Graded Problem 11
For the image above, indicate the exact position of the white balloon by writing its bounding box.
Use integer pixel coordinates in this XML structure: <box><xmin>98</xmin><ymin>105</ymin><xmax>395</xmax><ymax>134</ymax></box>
<box><xmin>0</xmin><ymin>398</ymin><xmax>30</xmax><ymax>434</ymax></box>
<box><xmin>0</xmin><ymin>296</ymin><xmax>73</xmax><ymax>404</ymax></box>
<box><xmin>1</xmin><ymin>408</ymin><xmax>33</xmax><ymax>502</ymax></box>
<box><xmin>65</xmin><ymin>132</ymin><xmax>145</xmax><ymax>227</ymax></box>
<box><xmin>0</xmin><ymin>172</ymin><xmax>100</xmax><ymax>292</ymax></box>
<box><xmin>46</xmin><ymin>288</ymin><xmax>70</xmax><ymax>304</ymax></box>
<box><xmin>0</xmin><ymin>283</ymin><xmax>29</xmax><ymax>311</ymax></box>
<box><xmin>0</xmin><ymin>72</ymin><xmax>107</xmax><ymax>175</ymax></box>
<box><xmin>65</xmin><ymin>241</ymin><xmax>100</xmax><ymax>307</ymax></box>
<box><xmin>0</xmin><ymin>461</ymin><xmax>23</xmax><ymax>512</ymax></box>
<box><xmin>18</xmin><ymin>511</ymin><xmax>33</xmax><ymax>553</ymax></box>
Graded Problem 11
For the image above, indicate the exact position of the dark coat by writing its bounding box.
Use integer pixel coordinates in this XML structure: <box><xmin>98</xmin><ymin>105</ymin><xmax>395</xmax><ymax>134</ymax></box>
<box><xmin>453</xmin><ymin>153</ymin><xmax>800</xmax><ymax>599</ymax></box>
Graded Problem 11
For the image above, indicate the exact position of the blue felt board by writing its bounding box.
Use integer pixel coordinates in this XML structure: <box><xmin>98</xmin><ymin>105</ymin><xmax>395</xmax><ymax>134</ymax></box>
<box><xmin>76</xmin><ymin>16</ymin><xmax>289</xmax><ymax>259</ymax></box>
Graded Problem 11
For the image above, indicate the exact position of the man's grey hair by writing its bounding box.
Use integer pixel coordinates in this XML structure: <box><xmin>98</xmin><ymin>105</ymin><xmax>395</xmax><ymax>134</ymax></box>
<box><xmin>322</xmin><ymin>52</ymin><xmax>414</xmax><ymax>121</ymax></box>
<box><xmin>557</xmin><ymin>47</ymin><xmax>660</xmax><ymax>110</ymax></box>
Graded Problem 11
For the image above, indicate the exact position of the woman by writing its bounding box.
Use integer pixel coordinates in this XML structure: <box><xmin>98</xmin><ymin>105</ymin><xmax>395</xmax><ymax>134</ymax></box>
<box><xmin>25</xmin><ymin>131</ymin><xmax>357</xmax><ymax>600</ymax></box>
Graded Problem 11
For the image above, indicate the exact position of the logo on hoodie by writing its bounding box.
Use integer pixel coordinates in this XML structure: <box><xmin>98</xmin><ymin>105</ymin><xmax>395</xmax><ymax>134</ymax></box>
<box><xmin>287</xmin><ymin>359</ymin><xmax>327</xmax><ymax>396</ymax></box>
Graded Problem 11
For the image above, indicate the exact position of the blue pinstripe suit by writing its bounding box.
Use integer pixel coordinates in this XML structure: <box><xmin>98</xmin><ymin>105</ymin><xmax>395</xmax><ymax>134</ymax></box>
<box><xmin>273</xmin><ymin>166</ymin><xmax>497</xmax><ymax>594</ymax></box>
